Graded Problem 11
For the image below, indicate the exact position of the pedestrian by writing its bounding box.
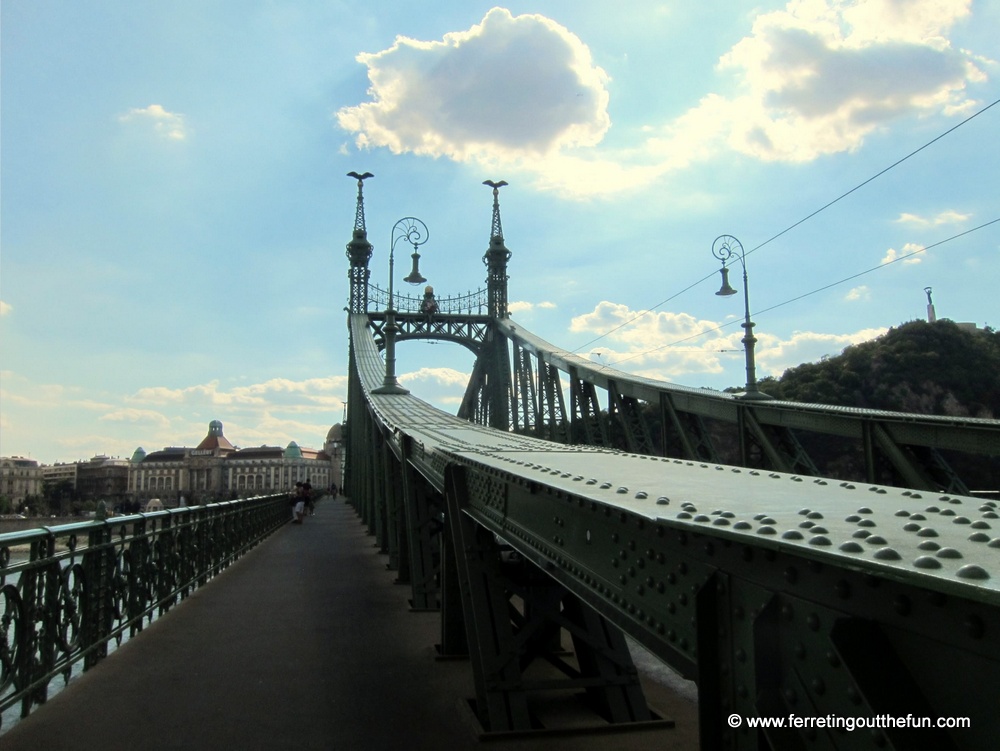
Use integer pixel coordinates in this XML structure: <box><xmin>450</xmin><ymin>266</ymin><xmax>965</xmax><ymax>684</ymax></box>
<box><xmin>291</xmin><ymin>482</ymin><xmax>305</xmax><ymax>524</ymax></box>
<box><xmin>330</xmin><ymin>482</ymin><xmax>338</xmax><ymax>500</ymax></box>
<box><xmin>302</xmin><ymin>478</ymin><xmax>314</xmax><ymax>515</ymax></box>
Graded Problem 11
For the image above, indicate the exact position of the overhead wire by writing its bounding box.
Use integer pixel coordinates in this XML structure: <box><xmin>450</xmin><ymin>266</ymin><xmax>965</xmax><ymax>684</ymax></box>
<box><xmin>605</xmin><ymin>217</ymin><xmax>999</xmax><ymax>367</ymax></box>
<box><xmin>571</xmin><ymin>96</ymin><xmax>1000</xmax><ymax>356</ymax></box>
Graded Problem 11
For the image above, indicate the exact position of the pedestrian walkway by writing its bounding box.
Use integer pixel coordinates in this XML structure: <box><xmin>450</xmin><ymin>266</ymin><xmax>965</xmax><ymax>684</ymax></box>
<box><xmin>2</xmin><ymin>499</ymin><xmax>698</xmax><ymax>750</ymax></box>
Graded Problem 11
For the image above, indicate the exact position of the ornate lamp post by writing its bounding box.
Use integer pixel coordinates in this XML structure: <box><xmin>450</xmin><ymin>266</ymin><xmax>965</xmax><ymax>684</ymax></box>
<box><xmin>372</xmin><ymin>217</ymin><xmax>429</xmax><ymax>395</ymax></box>
<box><xmin>712</xmin><ymin>235</ymin><xmax>770</xmax><ymax>399</ymax></box>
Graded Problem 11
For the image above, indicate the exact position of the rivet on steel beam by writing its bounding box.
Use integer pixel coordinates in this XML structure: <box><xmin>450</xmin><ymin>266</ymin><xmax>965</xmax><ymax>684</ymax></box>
<box><xmin>957</xmin><ymin>564</ymin><xmax>990</xmax><ymax>579</ymax></box>
<box><xmin>840</xmin><ymin>541</ymin><xmax>864</xmax><ymax>553</ymax></box>
<box><xmin>913</xmin><ymin>556</ymin><xmax>942</xmax><ymax>569</ymax></box>
<box><xmin>782</xmin><ymin>530</ymin><xmax>804</xmax><ymax>540</ymax></box>
<box><xmin>936</xmin><ymin>547</ymin><xmax>962</xmax><ymax>559</ymax></box>
<box><xmin>757</xmin><ymin>526</ymin><xmax>776</xmax><ymax>535</ymax></box>
<box><xmin>873</xmin><ymin>548</ymin><xmax>901</xmax><ymax>560</ymax></box>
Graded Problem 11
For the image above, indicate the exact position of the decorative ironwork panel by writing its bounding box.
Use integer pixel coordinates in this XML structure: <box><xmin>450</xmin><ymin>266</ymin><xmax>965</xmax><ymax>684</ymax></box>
<box><xmin>0</xmin><ymin>496</ymin><xmax>290</xmax><ymax>728</ymax></box>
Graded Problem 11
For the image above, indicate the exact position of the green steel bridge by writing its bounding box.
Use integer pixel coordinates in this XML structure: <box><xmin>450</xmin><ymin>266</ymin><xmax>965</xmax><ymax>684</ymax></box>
<box><xmin>2</xmin><ymin>178</ymin><xmax>997</xmax><ymax>748</ymax></box>
<box><xmin>343</xmin><ymin>177</ymin><xmax>1000</xmax><ymax>749</ymax></box>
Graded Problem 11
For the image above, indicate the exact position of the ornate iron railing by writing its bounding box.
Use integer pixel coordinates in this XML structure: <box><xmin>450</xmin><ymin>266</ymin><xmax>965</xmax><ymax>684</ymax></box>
<box><xmin>0</xmin><ymin>494</ymin><xmax>290</xmax><ymax>728</ymax></box>
<box><xmin>367</xmin><ymin>283</ymin><xmax>488</xmax><ymax>315</ymax></box>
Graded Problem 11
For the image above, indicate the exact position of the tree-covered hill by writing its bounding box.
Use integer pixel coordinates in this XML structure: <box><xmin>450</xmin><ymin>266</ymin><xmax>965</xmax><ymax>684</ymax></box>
<box><xmin>755</xmin><ymin>320</ymin><xmax>1000</xmax><ymax>418</ymax></box>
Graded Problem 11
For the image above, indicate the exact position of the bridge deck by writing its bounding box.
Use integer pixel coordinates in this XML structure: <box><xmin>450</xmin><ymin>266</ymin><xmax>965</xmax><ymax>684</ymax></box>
<box><xmin>1</xmin><ymin>499</ymin><xmax>698</xmax><ymax>750</ymax></box>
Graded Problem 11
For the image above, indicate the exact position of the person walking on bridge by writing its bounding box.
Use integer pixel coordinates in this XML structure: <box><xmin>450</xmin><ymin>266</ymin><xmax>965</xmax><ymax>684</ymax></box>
<box><xmin>290</xmin><ymin>482</ymin><xmax>306</xmax><ymax>524</ymax></box>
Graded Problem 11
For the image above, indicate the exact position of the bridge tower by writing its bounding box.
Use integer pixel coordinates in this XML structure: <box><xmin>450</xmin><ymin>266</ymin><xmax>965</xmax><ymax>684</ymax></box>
<box><xmin>345</xmin><ymin>171</ymin><xmax>374</xmax><ymax>313</ymax></box>
<box><xmin>482</xmin><ymin>179</ymin><xmax>511</xmax><ymax>319</ymax></box>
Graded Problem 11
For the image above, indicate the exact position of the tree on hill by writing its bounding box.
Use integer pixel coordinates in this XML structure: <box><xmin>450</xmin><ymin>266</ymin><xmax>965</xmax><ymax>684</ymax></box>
<box><xmin>755</xmin><ymin>320</ymin><xmax>1000</xmax><ymax>418</ymax></box>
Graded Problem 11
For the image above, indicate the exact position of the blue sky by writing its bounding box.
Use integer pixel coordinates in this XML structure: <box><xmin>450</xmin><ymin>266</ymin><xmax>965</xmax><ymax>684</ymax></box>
<box><xmin>2</xmin><ymin>1</ymin><xmax>998</xmax><ymax>465</ymax></box>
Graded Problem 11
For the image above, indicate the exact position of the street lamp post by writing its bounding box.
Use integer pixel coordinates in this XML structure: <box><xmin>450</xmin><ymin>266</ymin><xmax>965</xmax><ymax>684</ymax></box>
<box><xmin>712</xmin><ymin>234</ymin><xmax>770</xmax><ymax>399</ymax></box>
<box><xmin>372</xmin><ymin>217</ymin><xmax>429</xmax><ymax>395</ymax></box>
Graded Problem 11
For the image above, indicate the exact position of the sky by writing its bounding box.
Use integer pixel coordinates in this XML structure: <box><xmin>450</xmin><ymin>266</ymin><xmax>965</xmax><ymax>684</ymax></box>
<box><xmin>2</xmin><ymin>0</ymin><xmax>998</xmax><ymax>465</ymax></box>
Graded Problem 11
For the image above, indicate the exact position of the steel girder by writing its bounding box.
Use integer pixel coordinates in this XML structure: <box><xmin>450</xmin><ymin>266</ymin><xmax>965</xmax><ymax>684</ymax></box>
<box><xmin>510</xmin><ymin>343</ymin><xmax>570</xmax><ymax>443</ymax></box>
<box><xmin>659</xmin><ymin>392</ymin><xmax>719</xmax><ymax>462</ymax></box>
<box><xmin>444</xmin><ymin>464</ymin><xmax>655</xmax><ymax>734</ymax></box>
<box><xmin>607</xmin><ymin>380</ymin><xmax>655</xmax><ymax>455</ymax></box>
<box><xmin>367</xmin><ymin>312</ymin><xmax>492</xmax><ymax>354</ymax></box>
<box><xmin>569</xmin><ymin>371</ymin><xmax>609</xmax><ymax>447</ymax></box>
<box><xmin>349</xmin><ymin>313</ymin><xmax>1000</xmax><ymax>748</ymax></box>
<box><xmin>511</xmin><ymin>344</ymin><xmax>537</xmax><ymax>433</ymax></box>
<box><xmin>448</xmin><ymin>451</ymin><xmax>1000</xmax><ymax>751</ymax></box>
<box><xmin>538</xmin><ymin>361</ymin><xmax>569</xmax><ymax>444</ymax></box>
<box><xmin>399</xmin><ymin>436</ymin><xmax>443</xmax><ymax>611</ymax></box>
<box><xmin>493</xmin><ymin>319</ymin><xmax>998</xmax><ymax>494</ymax></box>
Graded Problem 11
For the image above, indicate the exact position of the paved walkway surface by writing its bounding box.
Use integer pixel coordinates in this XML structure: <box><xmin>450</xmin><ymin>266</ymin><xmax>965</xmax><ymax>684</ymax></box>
<box><xmin>2</xmin><ymin>499</ymin><xmax>699</xmax><ymax>750</ymax></box>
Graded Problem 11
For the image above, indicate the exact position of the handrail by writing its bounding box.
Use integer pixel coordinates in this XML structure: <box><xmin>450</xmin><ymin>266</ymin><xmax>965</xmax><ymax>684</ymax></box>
<box><xmin>0</xmin><ymin>494</ymin><xmax>291</xmax><ymax>728</ymax></box>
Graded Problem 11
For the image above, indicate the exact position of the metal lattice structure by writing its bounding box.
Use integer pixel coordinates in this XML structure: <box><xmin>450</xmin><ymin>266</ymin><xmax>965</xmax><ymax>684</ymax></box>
<box><xmin>343</xmin><ymin>180</ymin><xmax>1000</xmax><ymax>748</ymax></box>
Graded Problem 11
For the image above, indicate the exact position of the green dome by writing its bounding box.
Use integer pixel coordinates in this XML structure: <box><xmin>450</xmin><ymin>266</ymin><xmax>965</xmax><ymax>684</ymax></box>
<box><xmin>131</xmin><ymin>447</ymin><xmax>147</xmax><ymax>463</ymax></box>
<box><xmin>284</xmin><ymin>441</ymin><xmax>302</xmax><ymax>459</ymax></box>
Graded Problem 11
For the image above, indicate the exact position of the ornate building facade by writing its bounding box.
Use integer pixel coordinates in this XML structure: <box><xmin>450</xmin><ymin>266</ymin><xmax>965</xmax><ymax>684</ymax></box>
<box><xmin>128</xmin><ymin>420</ymin><xmax>340</xmax><ymax>507</ymax></box>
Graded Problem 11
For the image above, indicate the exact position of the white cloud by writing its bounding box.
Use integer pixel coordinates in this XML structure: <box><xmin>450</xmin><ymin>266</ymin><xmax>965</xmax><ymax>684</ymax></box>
<box><xmin>336</xmin><ymin>3</ymin><xmax>987</xmax><ymax>198</ymax></box>
<box><xmin>509</xmin><ymin>300</ymin><xmax>557</xmax><ymax>314</ymax></box>
<box><xmin>895</xmin><ymin>209</ymin><xmax>971</xmax><ymax>226</ymax></box>
<box><xmin>337</xmin><ymin>7</ymin><xmax>610</xmax><ymax>162</ymax></box>
<box><xmin>397</xmin><ymin>367</ymin><xmax>470</xmax><ymax>388</ymax></box>
<box><xmin>845</xmin><ymin>285</ymin><xmax>870</xmax><ymax>301</ymax></box>
<box><xmin>881</xmin><ymin>242</ymin><xmax>925</xmax><ymax>264</ymax></box>
<box><xmin>568</xmin><ymin>300</ymin><xmax>885</xmax><ymax>380</ymax></box>
<box><xmin>118</xmin><ymin>104</ymin><xmax>187</xmax><ymax>141</ymax></box>
<box><xmin>0</xmin><ymin>300</ymin><xmax>11</xmax><ymax>317</ymax></box>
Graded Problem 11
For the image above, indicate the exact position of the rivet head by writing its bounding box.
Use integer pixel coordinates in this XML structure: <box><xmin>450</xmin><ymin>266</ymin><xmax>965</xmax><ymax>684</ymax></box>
<box><xmin>957</xmin><ymin>565</ymin><xmax>990</xmax><ymax>580</ymax></box>
<box><xmin>913</xmin><ymin>556</ymin><xmax>942</xmax><ymax>569</ymax></box>
<box><xmin>873</xmin><ymin>548</ymin><xmax>901</xmax><ymax>560</ymax></box>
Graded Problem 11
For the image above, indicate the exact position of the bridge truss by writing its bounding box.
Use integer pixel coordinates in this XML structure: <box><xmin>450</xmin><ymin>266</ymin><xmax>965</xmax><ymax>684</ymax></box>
<box><xmin>342</xmin><ymin>176</ymin><xmax>999</xmax><ymax>748</ymax></box>
<box><xmin>347</xmin><ymin>312</ymin><xmax>999</xmax><ymax>749</ymax></box>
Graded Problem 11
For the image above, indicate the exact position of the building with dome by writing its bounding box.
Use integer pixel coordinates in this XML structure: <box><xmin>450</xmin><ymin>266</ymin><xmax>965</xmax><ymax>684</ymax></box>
<box><xmin>127</xmin><ymin>420</ymin><xmax>341</xmax><ymax>506</ymax></box>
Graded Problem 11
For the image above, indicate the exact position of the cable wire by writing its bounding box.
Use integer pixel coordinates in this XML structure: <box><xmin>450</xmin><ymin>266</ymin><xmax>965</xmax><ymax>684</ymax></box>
<box><xmin>571</xmin><ymin>97</ymin><xmax>1000</xmax><ymax>355</ymax></box>
<box><xmin>605</xmin><ymin>217</ymin><xmax>999</xmax><ymax>367</ymax></box>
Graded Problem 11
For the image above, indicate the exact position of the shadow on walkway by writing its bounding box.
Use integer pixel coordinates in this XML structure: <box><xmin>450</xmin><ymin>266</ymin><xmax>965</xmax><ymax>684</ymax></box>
<box><xmin>3</xmin><ymin>499</ymin><xmax>698</xmax><ymax>750</ymax></box>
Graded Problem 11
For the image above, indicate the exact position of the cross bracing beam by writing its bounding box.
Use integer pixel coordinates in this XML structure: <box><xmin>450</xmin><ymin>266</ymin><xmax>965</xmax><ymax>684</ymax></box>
<box><xmin>367</xmin><ymin>312</ymin><xmax>491</xmax><ymax>355</ymax></box>
<box><xmin>348</xmin><ymin>313</ymin><xmax>1000</xmax><ymax>747</ymax></box>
